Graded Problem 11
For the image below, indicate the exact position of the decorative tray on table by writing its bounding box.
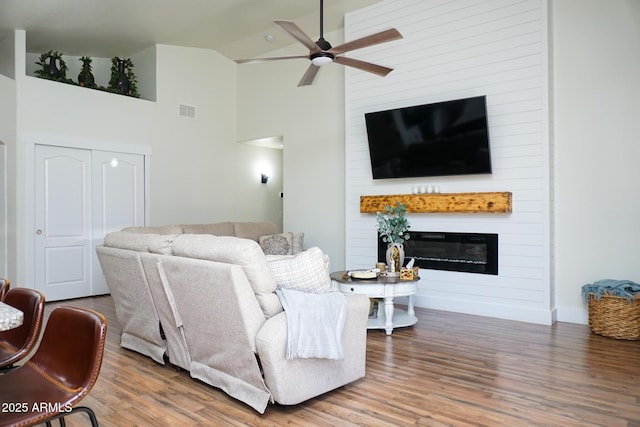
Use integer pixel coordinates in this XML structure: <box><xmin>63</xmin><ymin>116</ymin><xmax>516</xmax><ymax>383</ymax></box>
<box><xmin>347</xmin><ymin>269</ymin><xmax>378</xmax><ymax>280</ymax></box>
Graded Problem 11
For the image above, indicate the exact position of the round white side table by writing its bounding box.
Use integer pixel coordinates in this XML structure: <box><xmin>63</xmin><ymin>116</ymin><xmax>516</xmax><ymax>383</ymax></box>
<box><xmin>331</xmin><ymin>271</ymin><xmax>418</xmax><ymax>335</ymax></box>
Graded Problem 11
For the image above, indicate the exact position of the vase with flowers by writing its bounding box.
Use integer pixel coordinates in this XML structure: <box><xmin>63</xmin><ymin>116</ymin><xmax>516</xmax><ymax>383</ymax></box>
<box><xmin>376</xmin><ymin>203</ymin><xmax>410</xmax><ymax>273</ymax></box>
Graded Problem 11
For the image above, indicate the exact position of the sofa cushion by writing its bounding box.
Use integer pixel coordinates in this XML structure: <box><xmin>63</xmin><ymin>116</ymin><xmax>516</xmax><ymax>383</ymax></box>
<box><xmin>148</xmin><ymin>236</ymin><xmax>178</xmax><ymax>255</ymax></box>
<box><xmin>181</xmin><ymin>222</ymin><xmax>235</xmax><ymax>235</ymax></box>
<box><xmin>121</xmin><ymin>225</ymin><xmax>184</xmax><ymax>234</ymax></box>
<box><xmin>104</xmin><ymin>232</ymin><xmax>178</xmax><ymax>255</ymax></box>
<box><xmin>172</xmin><ymin>234</ymin><xmax>282</xmax><ymax>317</ymax></box>
<box><xmin>267</xmin><ymin>247</ymin><xmax>333</xmax><ymax>294</ymax></box>
<box><xmin>233</xmin><ymin>222</ymin><xmax>279</xmax><ymax>242</ymax></box>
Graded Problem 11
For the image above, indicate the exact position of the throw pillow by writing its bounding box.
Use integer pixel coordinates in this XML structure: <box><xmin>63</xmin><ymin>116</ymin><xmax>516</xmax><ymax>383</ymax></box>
<box><xmin>259</xmin><ymin>233</ymin><xmax>293</xmax><ymax>255</ymax></box>
<box><xmin>292</xmin><ymin>232</ymin><xmax>304</xmax><ymax>254</ymax></box>
<box><xmin>267</xmin><ymin>247</ymin><xmax>333</xmax><ymax>293</ymax></box>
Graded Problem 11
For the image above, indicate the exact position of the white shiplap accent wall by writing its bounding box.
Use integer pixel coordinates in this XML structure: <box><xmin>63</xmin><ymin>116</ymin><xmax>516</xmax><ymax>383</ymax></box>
<box><xmin>345</xmin><ymin>0</ymin><xmax>552</xmax><ymax>324</ymax></box>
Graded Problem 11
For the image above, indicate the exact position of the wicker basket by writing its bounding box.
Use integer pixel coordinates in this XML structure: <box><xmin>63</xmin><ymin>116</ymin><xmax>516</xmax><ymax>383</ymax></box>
<box><xmin>588</xmin><ymin>293</ymin><xmax>640</xmax><ymax>340</ymax></box>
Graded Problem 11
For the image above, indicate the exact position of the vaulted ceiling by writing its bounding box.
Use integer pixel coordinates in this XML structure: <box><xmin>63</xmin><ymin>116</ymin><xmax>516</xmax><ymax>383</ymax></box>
<box><xmin>0</xmin><ymin>0</ymin><xmax>383</xmax><ymax>61</ymax></box>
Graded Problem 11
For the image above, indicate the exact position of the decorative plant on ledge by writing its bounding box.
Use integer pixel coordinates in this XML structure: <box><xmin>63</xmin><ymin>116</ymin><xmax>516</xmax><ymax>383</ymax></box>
<box><xmin>376</xmin><ymin>202</ymin><xmax>411</xmax><ymax>244</ymax></box>
<box><xmin>108</xmin><ymin>57</ymin><xmax>139</xmax><ymax>97</ymax></box>
<box><xmin>33</xmin><ymin>51</ymin><xmax>141</xmax><ymax>98</ymax></box>
<box><xmin>77</xmin><ymin>56</ymin><xmax>96</xmax><ymax>88</ymax></box>
<box><xmin>34</xmin><ymin>50</ymin><xmax>70</xmax><ymax>82</ymax></box>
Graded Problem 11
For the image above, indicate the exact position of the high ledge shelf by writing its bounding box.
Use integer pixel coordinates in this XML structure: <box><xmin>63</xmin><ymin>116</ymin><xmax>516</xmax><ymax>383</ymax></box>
<box><xmin>360</xmin><ymin>192</ymin><xmax>512</xmax><ymax>214</ymax></box>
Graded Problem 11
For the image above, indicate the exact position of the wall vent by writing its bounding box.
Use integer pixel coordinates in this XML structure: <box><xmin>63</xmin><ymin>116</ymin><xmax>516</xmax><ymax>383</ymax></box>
<box><xmin>179</xmin><ymin>104</ymin><xmax>196</xmax><ymax>119</ymax></box>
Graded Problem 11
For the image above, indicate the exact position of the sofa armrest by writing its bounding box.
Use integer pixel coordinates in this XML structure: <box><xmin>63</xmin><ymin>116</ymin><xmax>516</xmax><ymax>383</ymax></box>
<box><xmin>255</xmin><ymin>293</ymin><xmax>369</xmax><ymax>405</ymax></box>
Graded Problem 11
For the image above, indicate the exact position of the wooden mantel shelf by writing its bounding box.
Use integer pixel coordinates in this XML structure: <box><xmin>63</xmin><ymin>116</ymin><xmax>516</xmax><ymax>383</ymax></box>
<box><xmin>360</xmin><ymin>192</ymin><xmax>512</xmax><ymax>214</ymax></box>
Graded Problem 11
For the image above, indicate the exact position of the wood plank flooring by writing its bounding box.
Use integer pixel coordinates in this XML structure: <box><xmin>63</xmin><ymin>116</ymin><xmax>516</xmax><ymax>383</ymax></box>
<box><xmin>32</xmin><ymin>296</ymin><xmax>640</xmax><ymax>426</ymax></box>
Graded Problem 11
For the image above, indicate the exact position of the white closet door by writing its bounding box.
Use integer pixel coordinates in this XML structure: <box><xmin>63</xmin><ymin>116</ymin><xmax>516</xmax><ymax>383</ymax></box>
<box><xmin>34</xmin><ymin>145</ymin><xmax>146</xmax><ymax>300</ymax></box>
<box><xmin>35</xmin><ymin>145</ymin><xmax>92</xmax><ymax>300</ymax></box>
<box><xmin>91</xmin><ymin>150</ymin><xmax>145</xmax><ymax>295</ymax></box>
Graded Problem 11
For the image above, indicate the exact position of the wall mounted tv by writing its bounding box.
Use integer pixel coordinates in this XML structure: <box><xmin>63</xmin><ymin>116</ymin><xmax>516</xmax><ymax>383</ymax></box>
<box><xmin>365</xmin><ymin>95</ymin><xmax>492</xmax><ymax>179</ymax></box>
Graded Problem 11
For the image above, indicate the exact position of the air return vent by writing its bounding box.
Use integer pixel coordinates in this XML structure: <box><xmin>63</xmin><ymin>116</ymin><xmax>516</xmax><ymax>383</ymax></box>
<box><xmin>179</xmin><ymin>104</ymin><xmax>196</xmax><ymax>119</ymax></box>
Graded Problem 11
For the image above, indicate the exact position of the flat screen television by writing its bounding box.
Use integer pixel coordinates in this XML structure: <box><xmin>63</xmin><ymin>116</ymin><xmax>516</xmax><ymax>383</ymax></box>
<box><xmin>364</xmin><ymin>95</ymin><xmax>492</xmax><ymax>179</ymax></box>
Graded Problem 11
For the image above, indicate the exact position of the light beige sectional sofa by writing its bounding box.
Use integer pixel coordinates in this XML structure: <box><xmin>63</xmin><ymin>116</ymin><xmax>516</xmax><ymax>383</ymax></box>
<box><xmin>95</xmin><ymin>222</ymin><xmax>369</xmax><ymax>413</ymax></box>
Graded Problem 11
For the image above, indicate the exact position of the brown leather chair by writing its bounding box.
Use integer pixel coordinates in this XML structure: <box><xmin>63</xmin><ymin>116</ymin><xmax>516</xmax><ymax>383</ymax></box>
<box><xmin>0</xmin><ymin>278</ymin><xmax>9</xmax><ymax>300</ymax></box>
<box><xmin>0</xmin><ymin>288</ymin><xmax>45</xmax><ymax>370</ymax></box>
<box><xmin>0</xmin><ymin>306</ymin><xmax>107</xmax><ymax>427</ymax></box>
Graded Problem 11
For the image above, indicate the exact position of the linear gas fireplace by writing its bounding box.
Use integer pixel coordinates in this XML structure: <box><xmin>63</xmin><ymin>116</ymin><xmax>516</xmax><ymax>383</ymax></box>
<box><xmin>378</xmin><ymin>231</ymin><xmax>498</xmax><ymax>275</ymax></box>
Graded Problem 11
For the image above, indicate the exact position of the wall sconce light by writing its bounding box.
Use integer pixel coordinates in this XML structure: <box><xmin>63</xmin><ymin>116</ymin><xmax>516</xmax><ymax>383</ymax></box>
<box><xmin>261</xmin><ymin>174</ymin><xmax>269</xmax><ymax>184</ymax></box>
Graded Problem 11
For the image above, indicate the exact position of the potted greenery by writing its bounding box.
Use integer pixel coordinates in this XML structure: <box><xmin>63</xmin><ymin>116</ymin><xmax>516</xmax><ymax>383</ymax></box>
<box><xmin>77</xmin><ymin>56</ymin><xmax>96</xmax><ymax>87</ymax></box>
<box><xmin>109</xmin><ymin>57</ymin><xmax>139</xmax><ymax>97</ymax></box>
<box><xmin>34</xmin><ymin>50</ymin><xmax>69</xmax><ymax>81</ymax></box>
<box><xmin>376</xmin><ymin>203</ymin><xmax>410</xmax><ymax>273</ymax></box>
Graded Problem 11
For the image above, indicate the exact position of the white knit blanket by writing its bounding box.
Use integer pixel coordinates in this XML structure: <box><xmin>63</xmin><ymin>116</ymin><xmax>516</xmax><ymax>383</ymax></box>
<box><xmin>276</xmin><ymin>288</ymin><xmax>346</xmax><ymax>360</ymax></box>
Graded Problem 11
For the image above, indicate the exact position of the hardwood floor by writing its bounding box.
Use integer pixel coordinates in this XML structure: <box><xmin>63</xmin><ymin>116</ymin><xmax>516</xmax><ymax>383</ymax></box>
<box><xmin>38</xmin><ymin>296</ymin><xmax>640</xmax><ymax>426</ymax></box>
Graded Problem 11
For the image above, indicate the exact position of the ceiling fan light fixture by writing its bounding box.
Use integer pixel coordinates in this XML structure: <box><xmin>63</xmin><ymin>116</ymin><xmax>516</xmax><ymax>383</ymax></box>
<box><xmin>239</xmin><ymin>0</ymin><xmax>403</xmax><ymax>86</ymax></box>
<box><xmin>310</xmin><ymin>52</ymin><xmax>334</xmax><ymax>66</ymax></box>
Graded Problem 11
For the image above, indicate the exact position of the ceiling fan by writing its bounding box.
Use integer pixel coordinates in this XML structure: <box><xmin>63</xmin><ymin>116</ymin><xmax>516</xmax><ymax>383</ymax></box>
<box><xmin>235</xmin><ymin>0</ymin><xmax>403</xmax><ymax>86</ymax></box>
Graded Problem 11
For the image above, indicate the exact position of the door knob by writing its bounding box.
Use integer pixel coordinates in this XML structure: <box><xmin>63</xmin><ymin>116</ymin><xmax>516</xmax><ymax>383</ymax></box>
<box><xmin>36</xmin><ymin>229</ymin><xmax>43</xmax><ymax>235</ymax></box>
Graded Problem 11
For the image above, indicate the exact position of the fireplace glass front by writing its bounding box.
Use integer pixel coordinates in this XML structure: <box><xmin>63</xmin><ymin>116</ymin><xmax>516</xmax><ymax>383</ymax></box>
<box><xmin>378</xmin><ymin>231</ymin><xmax>498</xmax><ymax>275</ymax></box>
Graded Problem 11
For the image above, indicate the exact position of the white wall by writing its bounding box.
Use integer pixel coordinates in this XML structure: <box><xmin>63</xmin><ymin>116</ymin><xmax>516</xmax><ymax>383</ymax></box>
<box><xmin>0</xmin><ymin>31</ymin><xmax>16</xmax><ymax>79</ymax></box>
<box><xmin>148</xmin><ymin>44</ymin><xmax>238</xmax><ymax>225</ymax></box>
<box><xmin>236</xmin><ymin>29</ymin><xmax>347</xmax><ymax>269</ymax></box>
<box><xmin>345</xmin><ymin>0</ymin><xmax>552</xmax><ymax>324</ymax></box>
<box><xmin>552</xmin><ymin>0</ymin><xmax>640</xmax><ymax>323</ymax></box>
<box><xmin>230</xmin><ymin>143</ymin><xmax>283</xmax><ymax>230</ymax></box>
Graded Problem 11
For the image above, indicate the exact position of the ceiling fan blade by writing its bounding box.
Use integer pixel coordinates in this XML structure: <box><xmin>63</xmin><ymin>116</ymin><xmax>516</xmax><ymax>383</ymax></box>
<box><xmin>328</xmin><ymin>28</ymin><xmax>403</xmax><ymax>56</ymax></box>
<box><xmin>298</xmin><ymin>64</ymin><xmax>320</xmax><ymax>87</ymax></box>
<box><xmin>235</xmin><ymin>55</ymin><xmax>308</xmax><ymax>64</ymax></box>
<box><xmin>275</xmin><ymin>20</ymin><xmax>322</xmax><ymax>53</ymax></box>
<box><xmin>334</xmin><ymin>56</ymin><xmax>394</xmax><ymax>77</ymax></box>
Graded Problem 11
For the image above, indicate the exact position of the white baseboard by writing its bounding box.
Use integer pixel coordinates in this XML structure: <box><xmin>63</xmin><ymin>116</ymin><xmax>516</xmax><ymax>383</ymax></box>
<box><xmin>555</xmin><ymin>306</ymin><xmax>588</xmax><ymax>325</ymax></box>
<box><xmin>413</xmin><ymin>295</ymin><xmax>555</xmax><ymax>325</ymax></box>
